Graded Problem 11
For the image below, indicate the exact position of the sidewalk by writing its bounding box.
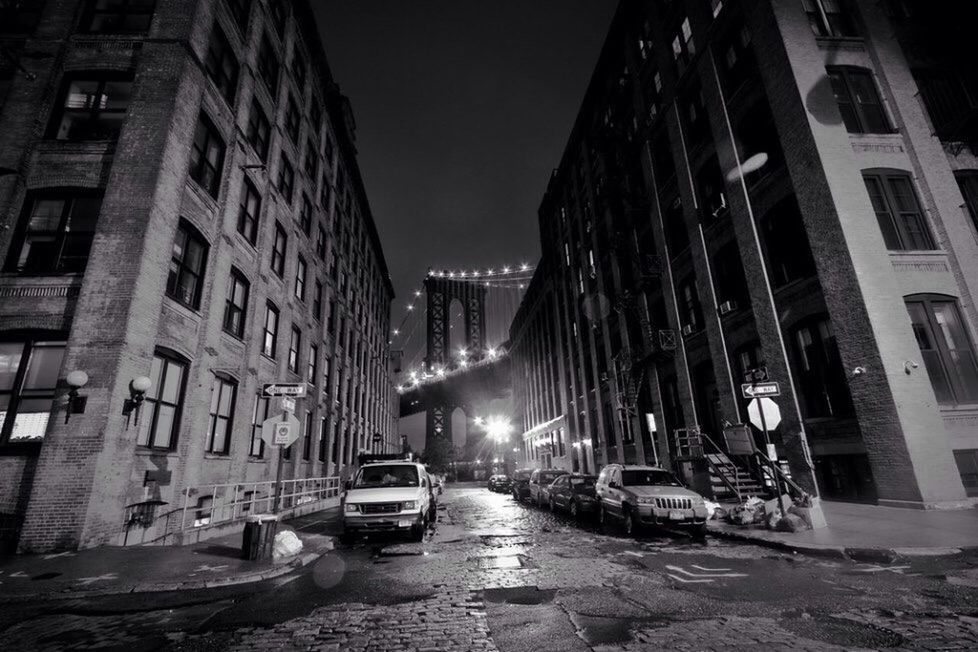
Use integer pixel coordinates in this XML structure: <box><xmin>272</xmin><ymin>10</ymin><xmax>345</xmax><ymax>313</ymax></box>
<box><xmin>0</xmin><ymin>508</ymin><xmax>340</xmax><ymax>601</ymax></box>
<box><xmin>708</xmin><ymin>500</ymin><xmax>978</xmax><ymax>561</ymax></box>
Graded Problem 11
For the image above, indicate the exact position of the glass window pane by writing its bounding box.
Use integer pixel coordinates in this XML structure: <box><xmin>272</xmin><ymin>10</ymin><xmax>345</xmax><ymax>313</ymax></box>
<box><xmin>146</xmin><ymin>355</ymin><xmax>163</xmax><ymax>400</ymax></box>
<box><xmin>209</xmin><ymin>379</ymin><xmax>221</xmax><ymax>412</ymax></box>
<box><xmin>0</xmin><ymin>343</ymin><xmax>24</xmax><ymax>391</ymax></box>
<box><xmin>102</xmin><ymin>81</ymin><xmax>132</xmax><ymax>109</ymax></box>
<box><xmin>22</xmin><ymin>344</ymin><xmax>65</xmax><ymax>390</ymax></box>
<box><xmin>160</xmin><ymin>360</ymin><xmax>184</xmax><ymax>403</ymax></box>
<box><xmin>28</xmin><ymin>199</ymin><xmax>65</xmax><ymax>230</ymax></box>
<box><xmin>154</xmin><ymin>405</ymin><xmax>176</xmax><ymax>448</ymax></box>
<box><xmin>9</xmin><ymin>400</ymin><xmax>52</xmax><ymax>441</ymax></box>
<box><xmin>218</xmin><ymin>382</ymin><xmax>233</xmax><ymax>416</ymax></box>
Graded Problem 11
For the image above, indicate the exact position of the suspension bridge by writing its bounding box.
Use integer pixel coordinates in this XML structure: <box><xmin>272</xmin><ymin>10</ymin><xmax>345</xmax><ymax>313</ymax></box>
<box><xmin>390</xmin><ymin>263</ymin><xmax>533</xmax><ymax>468</ymax></box>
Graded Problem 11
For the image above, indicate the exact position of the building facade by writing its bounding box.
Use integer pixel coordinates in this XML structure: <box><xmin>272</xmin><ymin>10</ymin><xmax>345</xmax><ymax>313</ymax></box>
<box><xmin>0</xmin><ymin>0</ymin><xmax>398</xmax><ymax>552</ymax></box>
<box><xmin>510</xmin><ymin>0</ymin><xmax>978</xmax><ymax>508</ymax></box>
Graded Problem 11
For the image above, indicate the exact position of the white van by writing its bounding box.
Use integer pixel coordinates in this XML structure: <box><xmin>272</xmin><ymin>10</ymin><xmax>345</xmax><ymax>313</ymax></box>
<box><xmin>341</xmin><ymin>462</ymin><xmax>436</xmax><ymax>542</ymax></box>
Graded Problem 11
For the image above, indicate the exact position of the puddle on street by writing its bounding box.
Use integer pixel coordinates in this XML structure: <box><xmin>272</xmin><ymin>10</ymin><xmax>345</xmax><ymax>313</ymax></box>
<box><xmin>477</xmin><ymin>555</ymin><xmax>524</xmax><ymax>569</ymax></box>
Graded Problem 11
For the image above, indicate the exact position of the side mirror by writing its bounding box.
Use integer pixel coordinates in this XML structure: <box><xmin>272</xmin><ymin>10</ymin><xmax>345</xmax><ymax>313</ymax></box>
<box><xmin>343</xmin><ymin>480</ymin><xmax>352</xmax><ymax>491</ymax></box>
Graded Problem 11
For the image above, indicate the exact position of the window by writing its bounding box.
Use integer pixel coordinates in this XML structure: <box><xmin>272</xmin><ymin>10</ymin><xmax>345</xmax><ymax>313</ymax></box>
<box><xmin>166</xmin><ymin>220</ymin><xmax>208</xmax><ymax>309</ymax></box>
<box><xmin>953</xmin><ymin>450</ymin><xmax>978</xmax><ymax>497</ymax></box>
<box><xmin>137</xmin><ymin>351</ymin><xmax>187</xmax><ymax>450</ymax></box>
<box><xmin>249</xmin><ymin>394</ymin><xmax>269</xmax><ymax>458</ymax></box>
<box><xmin>863</xmin><ymin>171</ymin><xmax>936</xmax><ymax>250</ymax></box>
<box><xmin>956</xmin><ymin>172</ymin><xmax>978</xmax><ymax>234</ymax></box>
<box><xmin>303</xmin><ymin>139</ymin><xmax>318</xmax><ymax>178</ymax></box>
<box><xmin>912</xmin><ymin>69</ymin><xmax>978</xmax><ymax>143</ymax></box>
<box><xmin>48</xmin><ymin>74</ymin><xmax>133</xmax><ymax>141</ymax></box>
<box><xmin>299</xmin><ymin>194</ymin><xmax>312</xmax><ymax>234</ymax></box>
<box><xmin>4</xmin><ymin>191</ymin><xmax>102</xmax><ymax>274</ymax></box>
<box><xmin>0</xmin><ymin>338</ymin><xmax>66</xmax><ymax>444</ymax></box>
<box><xmin>188</xmin><ymin>113</ymin><xmax>226</xmax><ymax>198</ymax></box>
<box><xmin>79</xmin><ymin>0</ymin><xmax>156</xmax><ymax>34</ymax></box>
<box><xmin>271</xmin><ymin>222</ymin><xmax>287</xmax><ymax>277</ymax></box>
<box><xmin>791</xmin><ymin>316</ymin><xmax>855</xmax><ymax>418</ymax></box>
<box><xmin>828</xmin><ymin>67</ymin><xmax>890</xmax><ymax>134</ymax></box>
<box><xmin>316</xmin><ymin>225</ymin><xmax>327</xmax><ymax>260</ymax></box>
<box><xmin>223</xmin><ymin>268</ymin><xmax>249</xmax><ymax>338</ymax></box>
<box><xmin>288</xmin><ymin>326</ymin><xmax>301</xmax><ymax>373</ymax></box>
<box><xmin>735</xmin><ymin>99</ymin><xmax>785</xmax><ymax>178</ymax></box>
<box><xmin>662</xmin><ymin>194</ymin><xmax>689</xmax><ymax>255</ymax></box>
<box><xmin>313</xmin><ymin>280</ymin><xmax>323</xmax><ymax>320</ymax></box>
<box><xmin>302</xmin><ymin>410</ymin><xmax>312</xmax><ymax>460</ymax></box>
<box><xmin>237</xmin><ymin>179</ymin><xmax>261</xmax><ymax>244</ymax></box>
<box><xmin>711</xmin><ymin>241</ymin><xmax>748</xmax><ymax>308</ymax></box>
<box><xmin>681</xmin><ymin>83</ymin><xmax>710</xmax><ymax>149</ymax></box>
<box><xmin>679</xmin><ymin>276</ymin><xmax>703</xmax><ymax>331</ymax></box>
<box><xmin>759</xmin><ymin>197</ymin><xmax>817</xmax><ymax>288</ymax></box>
<box><xmin>906</xmin><ymin>296</ymin><xmax>978</xmax><ymax>405</ymax></box>
<box><xmin>277</xmin><ymin>155</ymin><xmax>295</xmax><ymax>204</ymax></box>
<box><xmin>802</xmin><ymin>0</ymin><xmax>857</xmax><ymax>38</ymax></box>
<box><xmin>695</xmin><ymin>156</ymin><xmax>727</xmax><ymax>224</ymax></box>
<box><xmin>204</xmin><ymin>24</ymin><xmax>239</xmax><ymax>103</ymax></box>
<box><xmin>225</xmin><ymin>0</ymin><xmax>250</xmax><ymax>32</ymax></box>
<box><xmin>292</xmin><ymin>49</ymin><xmax>306</xmax><ymax>89</ymax></box>
<box><xmin>0</xmin><ymin>0</ymin><xmax>45</xmax><ymax>34</ymax></box>
<box><xmin>206</xmin><ymin>375</ymin><xmax>236</xmax><ymax>454</ymax></box>
<box><xmin>294</xmin><ymin>255</ymin><xmax>306</xmax><ymax>301</ymax></box>
<box><xmin>716</xmin><ymin>21</ymin><xmax>756</xmax><ymax>98</ymax></box>
<box><xmin>284</xmin><ymin>94</ymin><xmax>300</xmax><ymax>144</ymax></box>
<box><xmin>307</xmin><ymin>344</ymin><xmax>318</xmax><ymax>383</ymax></box>
<box><xmin>262</xmin><ymin>302</ymin><xmax>279</xmax><ymax>358</ymax></box>
<box><xmin>256</xmin><ymin>33</ymin><xmax>279</xmax><ymax>95</ymax></box>
<box><xmin>245</xmin><ymin>99</ymin><xmax>271</xmax><ymax>160</ymax></box>
<box><xmin>318</xmin><ymin>416</ymin><xmax>327</xmax><ymax>462</ymax></box>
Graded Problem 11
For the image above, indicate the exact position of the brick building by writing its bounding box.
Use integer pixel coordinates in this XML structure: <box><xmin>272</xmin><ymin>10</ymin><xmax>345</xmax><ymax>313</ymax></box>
<box><xmin>510</xmin><ymin>0</ymin><xmax>978</xmax><ymax>509</ymax></box>
<box><xmin>0</xmin><ymin>0</ymin><xmax>398</xmax><ymax>552</ymax></box>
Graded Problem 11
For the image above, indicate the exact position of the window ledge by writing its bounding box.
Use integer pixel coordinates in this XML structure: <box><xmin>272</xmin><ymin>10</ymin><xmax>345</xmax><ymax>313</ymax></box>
<box><xmin>815</xmin><ymin>36</ymin><xmax>865</xmax><ymax>52</ymax></box>
<box><xmin>939</xmin><ymin>404</ymin><xmax>978</xmax><ymax>414</ymax></box>
<box><xmin>134</xmin><ymin>448</ymin><xmax>179</xmax><ymax>458</ymax></box>
<box><xmin>162</xmin><ymin>296</ymin><xmax>203</xmax><ymax>320</ymax></box>
<box><xmin>203</xmin><ymin>453</ymin><xmax>231</xmax><ymax>460</ymax></box>
<box><xmin>247</xmin><ymin>457</ymin><xmax>266</xmax><ymax>463</ymax></box>
<box><xmin>186</xmin><ymin>179</ymin><xmax>219</xmax><ymax>209</ymax></box>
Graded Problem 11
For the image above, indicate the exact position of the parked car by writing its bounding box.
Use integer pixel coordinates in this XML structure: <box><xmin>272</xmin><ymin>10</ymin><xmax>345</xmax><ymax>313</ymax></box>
<box><xmin>341</xmin><ymin>462</ymin><xmax>437</xmax><ymax>542</ymax></box>
<box><xmin>546</xmin><ymin>474</ymin><xmax>599</xmax><ymax>519</ymax></box>
<box><xmin>511</xmin><ymin>469</ymin><xmax>533</xmax><ymax>502</ymax></box>
<box><xmin>487</xmin><ymin>474</ymin><xmax>511</xmax><ymax>492</ymax></box>
<box><xmin>595</xmin><ymin>464</ymin><xmax>708</xmax><ymax>537</ymax></box>
<box><xmin>528</xmin><ymin>468</ymin><xmax>568</xmax><ymax>507</ymax></box>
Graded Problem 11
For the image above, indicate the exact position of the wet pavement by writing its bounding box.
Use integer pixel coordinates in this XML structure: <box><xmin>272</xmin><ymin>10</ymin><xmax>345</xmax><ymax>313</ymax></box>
<box><xmin>1</xmin><ymin>482</ymin><xmax>977</xmax><ymax>651</ymax></box>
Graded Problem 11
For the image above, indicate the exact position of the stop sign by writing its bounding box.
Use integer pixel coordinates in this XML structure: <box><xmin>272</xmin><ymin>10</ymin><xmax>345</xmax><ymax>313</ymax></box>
<box><xmin>748</xmin><ymin>397</ymin><xmax>781</xmax><ymax>431</ymax></box>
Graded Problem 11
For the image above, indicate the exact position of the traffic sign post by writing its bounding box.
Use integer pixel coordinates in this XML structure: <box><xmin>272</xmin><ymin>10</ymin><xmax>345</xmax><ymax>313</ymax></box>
<box><xmin>262</xmin><ymin>383</ymin><xmax>308</xmax><ymax>398</ymax></box>
<box><xmin>741</xmin><ymin>381</ymin><xmax>781</xmax><ymax>398</ymax></box>
<box><xmin>747</xmin><ymin>395</ymin><xmax>787</xmax><ymax>518</ymax></box>
<box><xmin>260</xmin><ymin>381</ymin><xmax>305</xmax><ymax>513</ymax></box>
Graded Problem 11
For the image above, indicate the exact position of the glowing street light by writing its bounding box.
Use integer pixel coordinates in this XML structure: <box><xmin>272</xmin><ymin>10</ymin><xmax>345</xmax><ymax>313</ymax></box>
<box><xmin>473</xmin><ymin>416</ymin><xmax>485</xmax><ymax>426</ymax></box>
<box><xmin>520</xmin><ymin>263</ymin><xmax>529</xmax><ymax>271</ymax></box>
<box><xmin>486</xmin><ymin>347</ymin><xmax>498</xmax><ymax>359</ymax></box>
<box><xmin>485</xmin><ymin>416</ymin><xmax>513</xmax><ymax>442</ymax></box>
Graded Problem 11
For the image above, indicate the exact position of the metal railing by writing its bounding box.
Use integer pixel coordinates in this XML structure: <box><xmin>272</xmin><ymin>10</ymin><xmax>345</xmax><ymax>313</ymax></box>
<box><xmin>137</xmin><ymin>476</ymin><xmax>340</xmax><ymax>545</ymax></box>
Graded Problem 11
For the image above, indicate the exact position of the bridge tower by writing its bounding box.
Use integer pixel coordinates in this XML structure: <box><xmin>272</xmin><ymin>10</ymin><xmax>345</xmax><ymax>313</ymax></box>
<box><xmin>423</xmin><ymin>275</ymin><xmax>487</xmax><ymax>469</ymax></box>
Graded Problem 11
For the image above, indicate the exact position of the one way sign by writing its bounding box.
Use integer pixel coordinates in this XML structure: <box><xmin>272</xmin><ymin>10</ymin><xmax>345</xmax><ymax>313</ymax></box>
<box><xmin>741</xmin><ymin>382</ymin><xmax>780</xmax><ymax>398</ymax></box>
<box><xmin>262</xmin><ymin>383</ymin><xmax>307</xmax><ymax>398</ymax></box>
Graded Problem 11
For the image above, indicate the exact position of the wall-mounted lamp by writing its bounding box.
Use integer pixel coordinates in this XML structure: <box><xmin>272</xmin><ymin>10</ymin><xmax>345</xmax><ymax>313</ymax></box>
<box><xmin>904</xmin><ymin>360</ymin><xmax>919</xmax><ymax>375</ymax></box>
<box><xmin>851</xmin><ymin>366</ymin><xmax>867</xmax><ymax>378</ymax></box>
<box><xmin>65</xmin><ymin>370</ymin><xmax>89</xmax><ymax>423</ymax></box>
<box><xmin>122</xmin><ymin>376</ymin><xmax>153</xmax><ymax>427</ymax></box>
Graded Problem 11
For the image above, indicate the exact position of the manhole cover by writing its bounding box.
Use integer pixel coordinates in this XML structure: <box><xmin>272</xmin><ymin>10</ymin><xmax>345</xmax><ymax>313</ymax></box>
<box><xmin>478</xmin><ymin>555</ymin><xmax>524</xmax><ymax>569</ymax></box>
<box><xmin>780</xmin><ymin>616</ymin><xmax>903</xmax><ymax>648</ymax></box>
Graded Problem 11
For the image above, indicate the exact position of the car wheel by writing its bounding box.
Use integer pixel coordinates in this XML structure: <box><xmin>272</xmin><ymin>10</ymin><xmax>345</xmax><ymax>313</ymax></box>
<box><xmin>570</xmin><ymin>500</ymin><xmax>579</xmax><ymax>520</ymax></box>
<box><xmin>623</xmin><ymin>508</ymin><xmax>637</xmax><ymax>537</ymax></box>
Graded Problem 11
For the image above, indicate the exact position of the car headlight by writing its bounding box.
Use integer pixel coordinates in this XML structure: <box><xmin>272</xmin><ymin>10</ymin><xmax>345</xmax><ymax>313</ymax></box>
<box><xmin>402</xmin><ymin>501</ymin><xmax>417</xmax><ymax>510</ymax></box>
<box><xmin>636</xmin><ymin>497</ymin><xmax>656</xmax><ymax>505</ymax></box>
<box><xmin>345</xmin><ymin>503</ymin><xmax>359</xmax><ymax>513</ymax></box>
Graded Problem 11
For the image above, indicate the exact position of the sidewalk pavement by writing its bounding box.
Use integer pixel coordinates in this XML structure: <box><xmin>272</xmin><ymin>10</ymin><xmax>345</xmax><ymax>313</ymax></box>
<box><xmin>0</xmin><ymin>508</ymin><xmax>340</xmax><ymax>601</ymax></box>
<box><xmin>707</xmin><ymin>500</ymin><xmax>978</xmax><ymax>561</ymax></box>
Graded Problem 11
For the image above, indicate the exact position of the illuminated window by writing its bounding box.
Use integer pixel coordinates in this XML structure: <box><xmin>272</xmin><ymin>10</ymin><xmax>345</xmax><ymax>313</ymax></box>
<box><xmin>0</xmin><ymin>338</ymin><xmax>66</xmax><ymax>444</ymax></box>
<box><xmin>4</xmin><ymin>191</ymin><xmax>102</xmax><ymax>275</ymax></box>
<box><xmin>48</xmin><ymin>74</ymin><xmax>133</xmax><ymax>141</ymax></box>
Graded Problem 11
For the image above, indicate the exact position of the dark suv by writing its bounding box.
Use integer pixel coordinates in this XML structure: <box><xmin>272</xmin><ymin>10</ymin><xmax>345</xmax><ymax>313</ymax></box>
<box><xmin>510</xmin><ymin>469</ymin><xmax>533</xmax><ymax>502</ymax></box>
<box><xmin>487</xmin><ymin>474</ymin><xmax>511</xmax><ymax>492</ymax></box>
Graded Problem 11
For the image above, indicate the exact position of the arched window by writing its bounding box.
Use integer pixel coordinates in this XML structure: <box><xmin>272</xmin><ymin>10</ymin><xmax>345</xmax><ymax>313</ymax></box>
<box><xmin>137</xmin><ymin>348</ymin><xmax>189</xmax><ymax>450</ymax></box>
<box><xmin>905</xmin><ymin>294</ymin><xmax>978</xmax><ymax>405</ymax></box>
<box><xmin>206</xmin><ymin>372</ymin><xmax>237</xmax><ymax>454</ymax></box>
<box><xmin>790</xmin><ymin>315</ymin><xmax>855</xmax><ymax>419</ymax></box>
<box><xmin>862</xmin><ymin>169</ymin><xmax>936</xmax><ymax>251</ymax></box>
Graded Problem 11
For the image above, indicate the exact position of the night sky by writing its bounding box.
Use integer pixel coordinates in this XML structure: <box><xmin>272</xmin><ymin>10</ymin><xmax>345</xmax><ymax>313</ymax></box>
<box><xmin>313</xmin><ymin>1</ymin><xmax>617</xmax><ymax>449</ymax></box>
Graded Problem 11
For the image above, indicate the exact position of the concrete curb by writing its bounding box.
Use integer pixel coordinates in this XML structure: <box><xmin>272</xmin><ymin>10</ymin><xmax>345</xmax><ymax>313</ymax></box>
<box><xmin>0</xmin><ymin>547</ymin><xmax>329</xmax><ymax>603</ymax></box>
<box><xmin>706</xmin><ymin>523</ymin><xmax>970</xmax><ymax>562</ymax></box>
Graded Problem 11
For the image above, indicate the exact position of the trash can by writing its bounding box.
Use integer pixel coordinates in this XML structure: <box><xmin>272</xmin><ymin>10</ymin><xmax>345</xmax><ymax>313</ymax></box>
<box><xmin>241</xmin><ymin>514</ymin><xmax>279</xmax><ymax>561</ymax></box>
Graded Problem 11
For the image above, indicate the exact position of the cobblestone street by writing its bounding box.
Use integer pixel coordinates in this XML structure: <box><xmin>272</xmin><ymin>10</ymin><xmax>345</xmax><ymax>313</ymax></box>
<box><xmin>2</xmin><ymin>484</ymin><xmax>977</xmax><ymax>651</ymax></box>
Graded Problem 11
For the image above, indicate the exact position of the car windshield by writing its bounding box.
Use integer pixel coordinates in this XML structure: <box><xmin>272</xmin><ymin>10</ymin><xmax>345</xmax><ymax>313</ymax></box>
<box><xmin>621</xmin><ymin>470</ymin><xmax>682</xmax><ymax>487</ymax></box>
<box><xmin>514</xmin><ymin>471</ymin><xmax>532</xmax><ymax>480</ymax></box>
<box><xmin>353</xmin><ymin>465</ymin><xmax>419</xmax><ymax>488</ymax></box>
<box><xmin>541</xmin><ymin>471</ymin><xmax>565</xmax><ymax>482</ymax></box>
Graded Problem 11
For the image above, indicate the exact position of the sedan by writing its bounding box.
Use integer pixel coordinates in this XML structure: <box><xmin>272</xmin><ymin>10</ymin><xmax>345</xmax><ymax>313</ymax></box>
<box><xmin>487</xmin><ymin>474</ymin><xmax>511</xmax><ymax>492</ymax></box>
<box><xmin>511</xmin><ymin>469</ymin><xmax>533</xmax><ymax>502</ymax></box>
<box><xmin>547</xmin><ymin>474</ymin><xmax>599</xmax><ymax>519</ymax></box>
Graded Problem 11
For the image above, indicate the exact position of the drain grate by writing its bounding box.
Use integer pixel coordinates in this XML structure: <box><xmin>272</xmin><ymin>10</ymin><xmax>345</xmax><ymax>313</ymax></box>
<box><xmin>780</xmin><ymin>616</ymin><xmax>903</xmax><ymax>648</ymax></box>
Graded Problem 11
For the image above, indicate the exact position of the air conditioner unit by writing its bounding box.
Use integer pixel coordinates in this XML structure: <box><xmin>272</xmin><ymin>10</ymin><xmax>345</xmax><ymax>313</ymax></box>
<box><xmin>718</xmin><ymin>300</ymin><xmax>738</xmax><ymax>315</ymax></box>
<box><xmin>681</xmin><ymin>323</ymin><xmax>696</xmax><ymax>337</ymax></box>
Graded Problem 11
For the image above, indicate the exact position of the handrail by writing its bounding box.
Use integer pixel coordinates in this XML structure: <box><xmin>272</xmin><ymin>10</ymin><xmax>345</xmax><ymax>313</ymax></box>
<box><xmin>699</xmin><ymin>433</ymin><xmax>744</xmax><ymax>501</ymax></box>
<box><xmin>753</xmin><ymin>450</ymin><xmax>807</xmax><ymax>500</ymax></box>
